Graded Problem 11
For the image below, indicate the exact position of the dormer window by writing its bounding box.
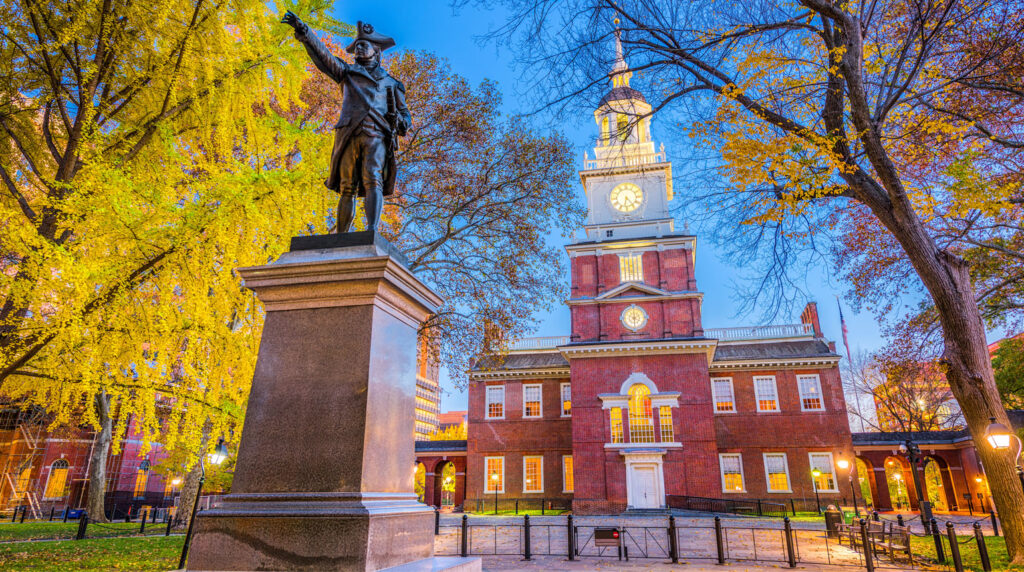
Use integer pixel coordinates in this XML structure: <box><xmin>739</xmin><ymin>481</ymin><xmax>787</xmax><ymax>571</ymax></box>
<box><xmin>619</xmin><ymin>253</ymin><xmax>643</xmax><ymax>283</ymax></box>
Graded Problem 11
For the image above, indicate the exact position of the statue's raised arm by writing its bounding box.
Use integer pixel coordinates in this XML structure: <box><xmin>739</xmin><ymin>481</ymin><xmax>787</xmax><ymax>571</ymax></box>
<box><xmin>282</xmin><ymin>15</ymin><xmax>410</xmax><ymax>235</ymax></box>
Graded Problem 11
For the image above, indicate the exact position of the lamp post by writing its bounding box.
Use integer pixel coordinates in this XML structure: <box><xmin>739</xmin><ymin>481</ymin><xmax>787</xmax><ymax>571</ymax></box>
<box><xmin>899</xmin><ymin>439</ymin><xmax>934</xmax><ymax>534</ymax></box>
<box><xmin>837</xmin><ymin>457</ymin><xmax>858</xmax><ymax>516</ymax></box>
<box><xmin>893</xmin><ymin>472</ymin><xmax>904</xmax><ymax>508</ymax></box>
<box><xmin>178</xmin><ymin>438</ymin><xmax>229</xmax><ymax>570</ymax></box>
<box><xmin>490</xmin><ymin>472</ymin><xmax>499</xmax><ymax>515</ymax></box>
<box><xmin>811</xmin><ymin>469</ymin><xmax>822</xmax><ymax>513</ymax></box>
<box><xmin>983</xmin><ymin>416</ymin><xmax>1024</xmax><ymax>494</ymax></box>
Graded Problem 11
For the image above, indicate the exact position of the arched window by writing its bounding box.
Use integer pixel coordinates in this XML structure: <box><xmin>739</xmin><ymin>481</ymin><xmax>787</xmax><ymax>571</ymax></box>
<box><xmin>628</xmin><ymin>384</ymin><xmax>655</xmax><ymax>443</ymax></box>
<box><xmin>43</xmin><ymin>459</ymin><xmax>69</xmax><ymax>500</ymax></box>
<box><xmin>133</xmin><ymin>469</ymin><xmax>150</xmax><ymax>499</ymax></box>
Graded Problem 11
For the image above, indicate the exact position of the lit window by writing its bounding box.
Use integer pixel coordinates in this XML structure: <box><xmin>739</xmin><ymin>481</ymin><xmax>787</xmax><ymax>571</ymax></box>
<box><xmin>43</xmin><ymin>459</ymin><xmax>69</xmax><ymax>500</ymax></box>
<box><xmin>809</xmin><ymin>453</ymin><xmax>838</xmax><ymax>492</ymax></box>
<box><xmin>601</xmin><ymin>116</ymin><xmax>610</xmax><ymax>143</ymax></box>
<box><xmin>659</xmin><ymin>406</ymin><xmax>674</xmax><ymax>442</ymax></box>
<box><xmin>616</xmin><ymin>114</ymin><xmax>629</xmax><ymax>141</ymax></box>
<box><xmin>754</xmin><ymin>376</ymin><xmax>779</xmax><ymax>412</ymax></box>
<box><xmin>711</xmin><ymin>378</ymin><xmax>736</xmax><ymax>413</ymax></box>
<box><xmin>610</xmin><ymin>407</ymin><xmax>624</xmax><ymax>443</ymax></box>
<box><xmin>133</xmin><ymin>468</ymin><xmax>149</xmax><ymax>499</ymax></box>
<box><xmin>523</xmin><ymin>456</ymin><xmax>543</xmax><ymax>493</ymax></box>
<box><xmin>619</xmin><ymin>253</ymin><xmax>644</xmax><ymax>283</ymax></box>
<box><xmin>628</xmin><ymin>384</ymin><xmax>655</xmax><ymax>443</ymax></box>
<box><xmin>561</xmin><ymin>383</ymin><xmax>571</xmax><ymax>417</ymax></box>
<box><xmin>15</xmin><ymin>467</ymin><xmax>31</xmax><ymax>498</ymax></box>
<box><xmin>485</xmin><ymin>457</ymin><xmax>504</xmax><ymax>493</ymax></box>
<box><xmin>486</xmin><ymin>386</ymin><xmax>505</xmax><ymax>419</ymax></box>
<box><xmin>763</xmin><ymin>453</ymin><xmax>791</xmax><ymax>492</ymax></box>
<box><xmin>523</xmin><ymin>384</ymin><xmax>542</xmax><ymax>418</ymax></box>
<box><xmin>719</xmin><ymin>454</ymin><xmax>745</xmax><ymax>493</ymax></box>
<box><xmin>798</xmin><ymin>375</ymin><xmax>824</xmax><ymax>411</ymax></box>
<box><xmin>563</xmin><ymin>455</ymin><xmax>574</xmax><ymax>493</ymax></box>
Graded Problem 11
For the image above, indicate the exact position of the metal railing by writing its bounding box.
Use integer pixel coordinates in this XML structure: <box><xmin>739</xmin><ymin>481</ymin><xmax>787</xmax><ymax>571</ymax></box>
<box><xmin>667</xmin><ymin>495</ymin><xmax>790</xmax><ymax>518</ymax></box>
<box><xmin>705</xmin><ymin>323</ymin><xmax>814</xmax><ymax>341</ymax></box>
<box><xmin>583</xmin><ymin>149</ymin><xmax>667</xmax><ymax>170</ymax></box>
<box><xmin>497</xmin><ymin>337</ymin><xmax>570</xmax><ymax>352</ymax></box>
<box><xmin>466</xmin><ymin>498</ymin><xmax>572</xmax><ymax>515</ymax></box>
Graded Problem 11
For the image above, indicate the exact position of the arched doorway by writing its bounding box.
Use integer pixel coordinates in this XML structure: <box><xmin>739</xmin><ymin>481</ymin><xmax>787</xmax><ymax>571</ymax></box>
<box><xmin>855</xmin><ymin>457</ymin><xmax>874</xmax><ymax>508</ymax></box>
<box><xmin>884</xmin><ymin>456</ymin><xmax>911</xmax><ymax>510</ymax></box>
<box><xmin>433</xmin><ymin>461</ymin><xmax>456</xmax><ymax>509</ymax></box>
<box><xmin>923</xmin><ymin>456</ymin><xmax>956</xmax><ymax>512</ymax></box>
<box><xmin>414</xmin><ymin>463</ymin><xmax>426</xmax><ymax>503</ymax></box>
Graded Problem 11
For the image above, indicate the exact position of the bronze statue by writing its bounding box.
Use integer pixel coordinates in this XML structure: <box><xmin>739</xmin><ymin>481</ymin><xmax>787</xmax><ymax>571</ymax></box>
<box><xmin>282</xmin><ymin>12</ymin><xmax>411</xmax><ymax>234</ymax></box>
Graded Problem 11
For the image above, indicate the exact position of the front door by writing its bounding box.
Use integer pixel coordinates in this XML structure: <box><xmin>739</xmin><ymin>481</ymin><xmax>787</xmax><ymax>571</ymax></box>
<box><xmin>632</xmin><ymin>466</ymin><xmax>659</xmax><ymax>509</ymax></box>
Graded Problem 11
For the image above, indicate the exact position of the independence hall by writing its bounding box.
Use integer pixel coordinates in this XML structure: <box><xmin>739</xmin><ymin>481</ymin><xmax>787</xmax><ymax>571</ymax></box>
<box><xmin>465</xmin><ymin>39</ymin><xmax>855</xmax><ymax>514</ymax></box>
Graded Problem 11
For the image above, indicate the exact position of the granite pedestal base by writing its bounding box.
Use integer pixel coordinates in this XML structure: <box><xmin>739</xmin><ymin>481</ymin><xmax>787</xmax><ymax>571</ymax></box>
<box><xmin>186</xmin><ymin>236</ymin><xmax>442</xmax><ymax>571</ymax></box>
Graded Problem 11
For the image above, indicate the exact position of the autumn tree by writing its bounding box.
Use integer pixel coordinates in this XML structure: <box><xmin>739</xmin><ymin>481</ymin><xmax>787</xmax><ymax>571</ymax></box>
<box><xmin>477</xmin><ymin>0</ymin><xmax>1024</xmax><ymax>558</ymax></box>
<box><xmin>993</xmin><ymin>336</ymin><xmax>1024</xmax><ymax>409</ymax></box>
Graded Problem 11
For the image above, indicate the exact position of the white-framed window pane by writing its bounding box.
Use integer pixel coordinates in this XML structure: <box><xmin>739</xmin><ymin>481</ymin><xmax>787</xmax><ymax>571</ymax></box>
<box><xmin>619</xmin><ymin>253</ymin><xmax>644</xmax><ymax>283</ymax></box>
<box><xmin>485</xmin><ymin>457</ymin><xmax>504</xmax><ymax>493</ymax></box>
<box><xmin>763</xmin><ymin>453</ymin><xmax>791</xmax><ymax>492</ymax></box>
<box><xmin>610</xmin><ymin>407</ymin><xmax>624</xmax><ymax>443</ymax></box>
<box><xmin>809</xmin><ymin>453</ymin><xmax>837</xmax><ymax>491</ymax></box>
<box><xmin>712</xmin><ymin>378</ymin><xmax>735</xmax><ymax>413</ymax></box>
<box><xmin>43</xmin><ymin>460</ymin><xmax>69</xmax><ymax>500</ymax></box>
<box><xmin>628</xmin><ymin>384</ymin><xmax>655</xmax><ymax>443</ymax></box>
<box><xmin>754</xmin><ymin>376</ymin><xmax>779</xmax><ymax>412</ymax></box>
<box><xmin>486</xmin><ymin>386</ymin><xmax>505</xmax><ymax>419</ymax></box>
<box><xmin>659</xmin><ymin>406</ymin><xmax>674</xmax><ymax>442</ymax></box>
<box><xmin>523</xmin><ymin>456</ymin><xmax>543</xmax><ymax>493</ymax></box>
<box><xmin>719</xmin><ymin>453</ymin><xmax>744</xmax><ymax>492</ymax></box>
<box><xmin>561</xmin><ymin>383</ymin><xmax>572</xmax><ymax>417</ymax></box>
<box><xmin>523</xmin><ymin>384</ymin><xmax>542</xmax><ymax>418</ymax></box>
<box><xmin>563</xmin><ymin>455</ymin><xmax>574</xmax><ymax>493</ymax></box>
<box><xmin>798</xmin><ymin>375</ymin><xmax>824</xmax><ymax>411</ymax></box>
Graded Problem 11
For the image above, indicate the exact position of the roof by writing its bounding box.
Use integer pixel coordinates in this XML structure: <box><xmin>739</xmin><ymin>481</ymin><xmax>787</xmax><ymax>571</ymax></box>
<box><xmin>415</xmin><ymin>440</ymin><xmax>467</xmax><ymax>453</ymax></box>
<box><xmin>852</xmin><ymin>410</ymin><xmax>1024</xmax><ymax>446</ymax></box>
<box><xmin>438</xmin><ymin>411</ymin><xmax>467</xmax><ymax>425</ymax></box>
<box><xmin>712</xmin><ymin>339</ymin><xmax>837</xmax><ymax>362</ymax></box>
<box><xmin>600</xmin><ymin>86</ymin><xmax>646</xmax><ymax>105</ymax></box>
<box><xmin>472</xmin><ymin>352</ymin><xmax>569</xmax><ymax>372</ymax></box>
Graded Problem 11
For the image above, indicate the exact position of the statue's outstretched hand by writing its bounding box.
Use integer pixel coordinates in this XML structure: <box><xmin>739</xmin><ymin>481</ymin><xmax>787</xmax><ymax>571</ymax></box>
<box><xmin>281</xmin><ymin>11</ymin><xmax>304</xmax><ymax>31</ymax></box>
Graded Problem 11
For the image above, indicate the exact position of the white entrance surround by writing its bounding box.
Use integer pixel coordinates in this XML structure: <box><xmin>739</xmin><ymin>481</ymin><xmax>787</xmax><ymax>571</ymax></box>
<box><xmin>620</xmin><ymin>449</ymin><xmax>667</xmax><ymax>509</ymax></box>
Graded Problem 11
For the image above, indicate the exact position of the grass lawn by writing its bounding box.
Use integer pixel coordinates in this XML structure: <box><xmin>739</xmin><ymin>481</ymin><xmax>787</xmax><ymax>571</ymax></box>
<box><xmin>911</xmin><ymin>534</ymin><xmax>1022</xmax><ymax>571</ymax></box>
<box><xmin>465</xmin><ymin>509</ymin><xmax>568</xmax><ymax>516</ymax></box>
<box><xmin>0</xmin><ymin>522</ymin><xmax>145</xmax><ymax>542</ymax></box>
<box><xmin>0</xmin><ymin>535</ymin><xmax>183</xmax><ymax>571</ymax></box>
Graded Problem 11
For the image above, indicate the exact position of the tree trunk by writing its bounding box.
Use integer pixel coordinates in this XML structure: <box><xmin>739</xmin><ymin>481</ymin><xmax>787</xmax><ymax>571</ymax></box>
<box><xmin>174</xmin><ymin>427</ymin><xmax>211</xmax><ymax>530</ymax></box>
<box><xmin>85</xmin><ymin>389</ymin><xmax>112</xmax><ymax>523</ymax></box>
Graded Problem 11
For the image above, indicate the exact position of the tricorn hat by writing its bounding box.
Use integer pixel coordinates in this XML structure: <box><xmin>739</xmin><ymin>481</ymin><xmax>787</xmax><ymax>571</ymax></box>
<box><xmin>346</xmin><ymin>21</ymin><xmax>395</xmax><ymax>53</ymax></box>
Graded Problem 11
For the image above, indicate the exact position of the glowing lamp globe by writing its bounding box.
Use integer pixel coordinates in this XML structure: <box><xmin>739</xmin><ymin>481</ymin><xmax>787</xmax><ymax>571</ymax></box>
<box><xmin>837</xmin><ymin>459</ymin><xmax>850</xmax><ymax>470</ymax></box>
<box><xmin>208</xmin><ymin>438</ymin><xmax>229</xmax><ymax>466</ymax></box>
<box><xmin>984</xmin><ymin>417</ymin><xmax>1013</xmax><ymax>450</ymax></box>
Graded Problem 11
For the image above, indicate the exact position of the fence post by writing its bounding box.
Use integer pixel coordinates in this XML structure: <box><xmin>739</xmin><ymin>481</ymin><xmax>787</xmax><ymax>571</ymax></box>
<box><xmin>63</xmin><ymin>507</ymin><xmax>69</xmax><ymax>523</ymax></box>
<box><xmin>523</xmin><ymin>514</ymin><xmax>532</xmax><ymax>561</ymax></box>
<box><xmin>974</xmin><ymin>522</ymin><xmax>992</xmax><ymax>572</ymax></box>
<box><xmin>714</xmin><ymin>516</ymin><xmax>725</xmax><ymax>564</ymax></box>
<box><xmin>75</xmin><ymin>512</ymin><xmax>88</xmax><ymax>540</ymax></box>
<box><xmin>460</xmin><ymin>514</ymin><xmax>468</xmax><ymax>558</ymax></box>
<box><xmin>10</xmin><ymin>506</ymin><xmax>16</xmax><ymax>523</ymax></box>
<box><xmin>152</xmin><ymin>508</ymin><xmax>158</xmax><ymax>523</ymax></box>
<box><xmin>20</xmin><ymin>506</ymin><xmax>27</xmax><ymax>523</ymax></box>
<box><xmin>434</xmin><ymin>508</ymin><xmax>440</xmax><ymax>535</ymax></box>
<box><xmin>515</xmin><ymin>500</ymin><xmax>519</xmax><ymax>515</ymax></box>
<box><xmin>784</xmin><ymin>517</ymin><xmax>796</xmax><ymax>568</ymax></box>
<box><xmin>668</xmin><ymin>515</ymin><xmax>679</xmax><ymax>564</ymax></box>
<box><xmin>990</xmin><ymin>511</ymin><xmax>999</xmax><ymax>537</ymax></box>
<box><xmin>166</xmin><ymin>514</ymin><xmax>174</xmax><ymax>537</ymax></box>
<box><xmin>567</xmin><ymin>514</ymin><xmax>576</xmax><ymax>561</ymax></box>
<box><xmin>790</xmin><ymin>499</ymin><xmax>796</xmax><ymax>516</ymax></box>
<box><xmin>872</xmin><ymin>511</ymin><xmax>879</xmax><ymax>522</ymax></box>
<box><xmin>140</xmin><ymin>515</ymin><xmax>147</xmax><ymax>535</ymax></box>
<box><xmin>49</xmin><ymin>507</ymin><xmax>54</xmax><ymax>521</ymax></box>
<box><xmin>946</xmin><ymin>521</ymin><xmax>963</xmax><ymax>572</ymax></box>
<box><xmin>896</xmin><ymin>514</ymin><xmax>904</xmax><ymax>527</ymax></box>
<box><xmin>125</xmin><ymin>506</ymin><xmax>131</xmax><ymax>523</ymax></box>
<box><xmin>757</xmin><ymin>499</ymin><xmax>763</xmax><ymax>517</ymax></box>
<box><xmin>859</xmin><ymin>519</ymin><xmax>874</xmax><ymax>572</ymax></box>
<box><xmin>931</xmin><ymin>518</ymin><xmax>945</xmax><ymax>563</ymax></box>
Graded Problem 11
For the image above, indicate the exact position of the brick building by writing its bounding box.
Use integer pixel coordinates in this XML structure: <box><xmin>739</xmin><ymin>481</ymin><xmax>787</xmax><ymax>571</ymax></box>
<box><xmin>465</xmin><ymin>34</ymin><xmax>855</xmax><ymax>515</ymax></box>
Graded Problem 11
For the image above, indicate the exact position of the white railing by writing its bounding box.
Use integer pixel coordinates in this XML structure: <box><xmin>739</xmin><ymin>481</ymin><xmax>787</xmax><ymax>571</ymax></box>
<box><xmin>583</xmin><ymin>150</ymin><xmax>666</xmax><ymax>170</ymax></box>
<box><xmin>499</xmin><ymin>336</ymin><xmax>570</xmax><ymax>351</ymax></box>
<box><xmin>704</xmin><ymin>323</ymin><xmax>814</xmax><ymax>341</ymax></box>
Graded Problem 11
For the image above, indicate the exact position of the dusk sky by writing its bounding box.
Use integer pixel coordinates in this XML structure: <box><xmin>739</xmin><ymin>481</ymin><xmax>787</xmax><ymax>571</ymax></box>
<box><xmin>330</xmin><ymin>1</ymin><xmax>922</xmax><ymax>411</ymax></box>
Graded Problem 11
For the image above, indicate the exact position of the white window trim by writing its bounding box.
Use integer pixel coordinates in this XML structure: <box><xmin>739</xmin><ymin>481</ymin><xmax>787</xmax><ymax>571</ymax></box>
<box><xmin>711</xmin><ymin>377</ymin><xmax>736</xmax><ymax>414</ymax></box>
<box><xmin>562</xmin><ymin>455</ymin><xmax>574</xmax><ymax>493</ymax></box>
<box><xmin>522</xmin><ymin>383</ymin><xmax>543</xmax><ymax>419</ymax></box>
<box><xmin>753</xmin><ymin>376</ymin><xmax>780</xmax><ymax>412</ymax></box>
<box><xmin>561</xmin><ymin>383</ymin><xmax>572</xmax><ymax>418</ymax></box>
<box><xmin>42</xmin><ymin>460</ymin><xmax>70</xmax><ymax>500</ymax></box>
<box><xmin>797</xmin><ymin>374</ymin><xmax>826</xmax><ymax>412</ymax></box>
<box><xmin>484</xmin><ymin>456</ymin><xmax>505</xmax><ymax>494</ymax></box>
<box><xmin>485</xmin><ymin>385</ymin><xmax>505</xmax><ymax>420</ymax></box>
<box><xmin>523</xmin><ymin>455</ymin><xmax>544</xmax><ymax>494</ymax></box>
<box><xmin>808</xmin><ymin>452</ymin><xmax>840</xmax><ymax>493</ymax></box>
<box><xmin>762</xmin><ymin>453</ymin><xmax>793</xmax><ymax>493</ymax></box>
<box><xmin>719</xmin><ymin>453</ymin><xmax>746</xmax><ymax>494</ymax></box>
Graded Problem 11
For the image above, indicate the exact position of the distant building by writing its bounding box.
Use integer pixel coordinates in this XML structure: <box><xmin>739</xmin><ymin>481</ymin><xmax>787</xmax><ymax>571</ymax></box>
<box><xmin>415</xmin><ymin>341</ymin><xmax>441</xmax><ymax>441</ymax></box>
<box><xmin>437</xmin><ymin>411</ymin><xmax>467</xmax><ymax>432</ymax></box>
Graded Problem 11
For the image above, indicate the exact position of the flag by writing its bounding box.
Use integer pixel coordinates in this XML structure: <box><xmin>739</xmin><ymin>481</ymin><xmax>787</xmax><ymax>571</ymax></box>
<box><xmin>837</xmin><ymin>297</ymin><xmax>852</xmax><ymax>362</ymax></box>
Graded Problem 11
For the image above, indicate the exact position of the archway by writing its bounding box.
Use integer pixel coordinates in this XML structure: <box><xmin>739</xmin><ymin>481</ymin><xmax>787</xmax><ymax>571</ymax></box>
<box><xmin>414</xmin><ymin>463</ymin><xmax>426</xmax><ymax>503</ymax></box>
<box><xmin>923</xmin><ymin>455</ymin><xmax>957</xmax><ymax>512</ymax></box>
<box><xmin>884</xmin><ymin>456</ymin><xmax>911</xmax><ymax>510</ymax></box>
<box><xmin>855</xmin><ymin>457</ymin><xmax>874</xmax><ymax>508</ymax></box>
<box><xmin>432</xmin><ymin>461</ymin><xmax>456</xmax><ymax>509</ymax></box>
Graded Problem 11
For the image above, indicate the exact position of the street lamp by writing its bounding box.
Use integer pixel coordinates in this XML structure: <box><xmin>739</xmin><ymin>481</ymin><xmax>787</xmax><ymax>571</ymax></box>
<box><xmin>443</xmin><ymin>476</ymin><xmax>453</xmax><ymax>507</ymax></box>
<box><xmin>983</xmin><ymin>416</ymin><xmax>1024</xmax><ymax>494</ymax></box>
<box><xmin>490</xmin><ymin>472</ymin><xmax>500</xmax><ymax>515</ymax></box>
<box><xmin>899</xmin><ymin>440</ymin><xmax>934</xmax><ymax>533</ymax></box>
<box><xmin>837</xmin><ymin>457</ymin><xmax>858</xmax><ymax>517</ymax></box>
<box><xmin>178</xmin><ymin>438</ymin><xmax>230</xmax><ymax>570</ymax></box>
<box><xmin>811</xmin><ymin>469</ymin><xmax>822</xmax><ymax>513</ymax></box>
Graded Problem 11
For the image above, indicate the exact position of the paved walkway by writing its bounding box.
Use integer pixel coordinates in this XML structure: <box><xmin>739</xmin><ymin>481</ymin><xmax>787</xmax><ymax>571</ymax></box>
<box><xmin>475</xmin><ymin>554</ymin><xmax>870</xmax><ymax>570</ymax></box>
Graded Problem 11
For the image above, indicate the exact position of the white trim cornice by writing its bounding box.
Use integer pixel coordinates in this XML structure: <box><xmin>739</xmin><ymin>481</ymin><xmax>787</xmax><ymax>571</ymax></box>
<box><xmin>560</xmin><ymin>338</ymin><xmax>717</xmax><ymax>361</ymax></box>
<box><xmin>708</xmin><ymin>356</ymin><xmax>840</xmax><ymax>371</ymax></box>
<box><xmin>469</xmin><ymin>367</ymin><xmax>570</xmax><ymax>381</ymax></box>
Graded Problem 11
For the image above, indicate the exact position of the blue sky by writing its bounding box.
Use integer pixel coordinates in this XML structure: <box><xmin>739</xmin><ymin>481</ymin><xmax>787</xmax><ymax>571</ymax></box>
<box><xmin>330</xmin><ymin>1</ymin><xmax>890</xmax><ymax>411</ymax></box>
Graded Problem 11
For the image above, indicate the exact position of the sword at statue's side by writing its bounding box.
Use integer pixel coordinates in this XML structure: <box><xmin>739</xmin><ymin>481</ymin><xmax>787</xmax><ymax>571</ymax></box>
<box><xmin>385</xmin><ymin>85</ymin><xmax>399</xmax><ymax>152</ymax></box>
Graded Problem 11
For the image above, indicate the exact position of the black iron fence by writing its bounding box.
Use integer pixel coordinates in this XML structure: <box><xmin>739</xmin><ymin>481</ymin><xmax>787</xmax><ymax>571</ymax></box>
<box><xmin>464</xmin><ymin>497</ymin><xmax>571</xmax><ymax>515</ymax></box>
<box><xmin>667</xmin><ymin>494</ymin><xmax>789</xmax><ymax>518</ymax></box>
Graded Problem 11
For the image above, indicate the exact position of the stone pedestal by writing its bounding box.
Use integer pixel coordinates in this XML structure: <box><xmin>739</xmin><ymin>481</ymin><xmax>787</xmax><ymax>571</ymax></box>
<box><xmin>187</xmin><ymin>235</ymin><xmax>443</xmax><ymax>571</ymax></box>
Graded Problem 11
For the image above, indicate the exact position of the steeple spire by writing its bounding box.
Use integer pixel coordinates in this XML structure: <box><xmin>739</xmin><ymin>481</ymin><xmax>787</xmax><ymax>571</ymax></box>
<box><xmin>610</xmin><ymin>18</ymin><xmax>632</xmax><ymax>87</ymax></box>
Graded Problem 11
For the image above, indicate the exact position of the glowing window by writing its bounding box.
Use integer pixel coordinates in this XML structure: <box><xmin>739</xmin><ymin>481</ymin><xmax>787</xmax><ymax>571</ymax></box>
<box><xmin>659</xmin><ymin>406</ymin><xmax>674</xmax><ymax>442</ymax></box>
<box><xmin>133</xmin><ymin>468</ymin><xmax>149</xmax><ymax>499</ymax></box>
<box><xmin>616</xmin><ymin>114</ymin><xmax>629</xmax><ymax>141</ymax></box>
<box><xmin>523</xmin><ymin>384</ymin><xmax>542</xmax><ymax>418</ymax></box>
<box><xmin>754</xmin><ymin>376</ymin><xmax>779</xmax><ymax>412</ymax></box>
<box><xmin>763</xmin><ymin>453</ymin><xmax>791</xmax><ymax>492</ymax></box>
<box><xmin>798</xmin><ymin>375</ymin><xmax>824</xmax><ymax>411</ymax></box>
<box><xmin>719</xmin><ymin>454</ymin><xmax>745</xmax><ymax>493</ymax></box>
<box><xmin>43</xmin><ymin>459</ymin><xmax>69</xmax><ymax>500</ymax></box>
<box><xmin>523</xmin><ymin>456</ymin><xmax>543</xmax><ymax>493</ymax></box>
<box><xmin>711</xmin><ymin>378</ymin><xmax>736</xmax><ymax>413</ymax></box>
<box><xmin>628</xmin><ymin>384</ymin><xmax>655</xmax><ymax>443</ymax></box>
<box><xmin>810</xmin><ymin>453</ymin><xmax>838</xmax><ymax>492</ymax></box>
<box><xmin>561</xmin><ymin>383</ymin><xmax>571</xmax><ymax>417</ymax></box>
<box><xmin>485</xmin><ymin>456</ymin><xmax>504</xmax><ymax>493</ymax></box>
<box><xmin>619</xmin><ymin>253</ymin><xmax>643</xmax><ymax>283</ymax></box>
<box><xmin>563</xmin><ymin>455</ymin><xmax>574</xmax><ymax>493</ymax></box>
<box><xmin>610</xmin><ymin>407</ymin><xmax>624</xmax><ymax>443</ymax></box>
<box><xmin>486</xmin><ymin>385</ymin><xmax>505</xmax><ymax>419</ymax></box>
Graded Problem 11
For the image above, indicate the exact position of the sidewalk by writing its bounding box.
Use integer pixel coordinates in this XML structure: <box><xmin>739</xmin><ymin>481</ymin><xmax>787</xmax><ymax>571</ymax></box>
<box><xmin>476</xmin><ymin>555</ymin><xmax>875</xmax><ymax>570</ymax></box>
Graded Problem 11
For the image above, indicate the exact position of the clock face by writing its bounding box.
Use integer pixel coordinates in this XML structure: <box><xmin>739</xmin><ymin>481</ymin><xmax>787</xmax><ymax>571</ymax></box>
<box><xmin>610</xmin><ymin>183</ymin><xmax>643</xmax><ymax>213</ymax></box>
<box><xmin>621</xmin><ymin>304</ymin><xmax>648</xmax><ymax>332</ymax></box>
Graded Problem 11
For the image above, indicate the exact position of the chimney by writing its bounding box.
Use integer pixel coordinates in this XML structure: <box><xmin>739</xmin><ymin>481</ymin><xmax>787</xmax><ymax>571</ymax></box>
<box><xmin>800</xmin><ymin>302</ymin><xmax>822</xmax><ymax>338</ymax></box>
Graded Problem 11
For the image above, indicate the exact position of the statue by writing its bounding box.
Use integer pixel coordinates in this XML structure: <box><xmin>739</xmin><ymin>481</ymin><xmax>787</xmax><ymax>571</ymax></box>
<box><xmin>281</xmin><ymin>12</ymin><xmax>411</xmax><ymax>234</ymax></box>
